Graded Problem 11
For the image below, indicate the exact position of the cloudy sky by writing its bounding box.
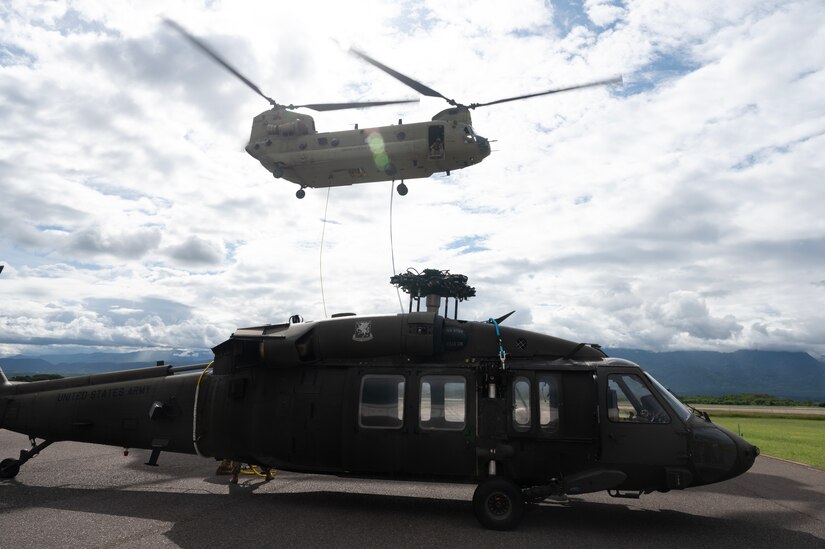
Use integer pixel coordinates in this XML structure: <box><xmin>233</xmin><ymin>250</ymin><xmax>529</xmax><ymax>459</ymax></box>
<box><xmin>1</xmin><ymin>0</ymin><xmax>823</xmax><ymax>360</ymax></box>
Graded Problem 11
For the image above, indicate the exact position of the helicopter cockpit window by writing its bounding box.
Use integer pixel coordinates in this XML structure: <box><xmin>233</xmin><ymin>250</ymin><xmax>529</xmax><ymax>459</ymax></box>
<box><xmin>607</xmin><ymin>374</ymin><xmax>670</xmax><ymax>424</ymax></box>
<box><xmin>463</xmin><ymin>126</ymin><xmax>476</xmax><ymax>143</ymax></box>
<box><xmin>538</xmin><ymin>375</ymin><xmax>560</xmax><ymax>434</ymax></box>
<box><xmin>419</xmin><ymin>375</ymin><xmax>465</xmax><ymax>431</ymax></box>
<box><xmin>359</xmin><ymin>375</ymin><xmax>405</xmax><ymax>429</ymax></box>
<box><xmin>512</xmin><ymin>376</ymin><xmax>531</xmax><ymax>431</ymax></box>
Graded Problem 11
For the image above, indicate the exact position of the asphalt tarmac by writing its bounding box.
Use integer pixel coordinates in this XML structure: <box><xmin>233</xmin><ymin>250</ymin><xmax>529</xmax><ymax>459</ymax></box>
<box><xmin>1</xmin><ymin>429</ymin><xmax>823</xmax><ymax>548</ymax></box>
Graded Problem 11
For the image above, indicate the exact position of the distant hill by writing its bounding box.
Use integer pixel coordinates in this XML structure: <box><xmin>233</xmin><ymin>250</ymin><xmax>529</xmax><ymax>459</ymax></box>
<box><xmin>605</xmin><ymin>349</ymin><xmax>825</xmax><ymax>401</ymax></box>
<box><xmin>0</xmin><ymin>350</ymin><xmax>212</xmax><ymax>377</ymax></box>
<box><xmin>2</xmin><ymin>348</ymin><xmax>823</xmax><ymax>401</ymax></box>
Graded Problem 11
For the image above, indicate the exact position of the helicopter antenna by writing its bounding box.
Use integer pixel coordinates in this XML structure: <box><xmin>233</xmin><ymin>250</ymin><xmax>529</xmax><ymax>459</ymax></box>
<box><xmin>165</xmin><ymin>19</ymin><xmax>419</xmax><ymax>112</ymax></box>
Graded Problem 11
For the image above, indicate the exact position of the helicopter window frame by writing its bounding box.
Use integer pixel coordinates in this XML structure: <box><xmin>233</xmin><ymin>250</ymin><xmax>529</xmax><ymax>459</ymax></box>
<box><xmin>606</xmin><ymin>373</ymin><xmax>671</xmax><ymax>425</ymax></box>
<box><xmin>512</xmin><ymin>376</ymin><xmax>531</xmax><ymax>432</ymax></box>
<box><xmin>419</xmin><ymin>375</ymin><xmax>466</xmax><ymax>431</ymax></box>
<box><xmin>538</xmin><ymin>374</ymin><xmax>561</xmax><ymax>434</ymax></box>
<box><xmin>358</xmin><ymin>374</ymin><xmax>405</xmax><ymax>430</ymax></box>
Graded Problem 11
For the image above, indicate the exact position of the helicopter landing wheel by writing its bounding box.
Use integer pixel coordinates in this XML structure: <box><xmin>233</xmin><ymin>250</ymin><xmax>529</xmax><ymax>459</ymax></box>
<box><xmin>296</xmin><ymin>188</ymin><xmax>306</xmax><ymax>199</ymax></box>
<box><xmin>396</xmin><ymin>182</ymin><xmax>408</xmax><ymax>196</ymax></box>
<box><xmin>0</xmin><ymin>458</ymin><xmax>20</xmax><ymax>479</ymax></box>
<box><xmin>472</xmin><ymin>477</ymin><xmax>525</xmax><ymax>531</ymax></box>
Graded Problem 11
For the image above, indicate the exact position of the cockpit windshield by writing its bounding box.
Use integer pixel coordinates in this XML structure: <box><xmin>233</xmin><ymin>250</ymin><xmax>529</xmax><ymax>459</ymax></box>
<box><xmin>644</xmin><ymin>373</ymin><xmax>692</xmax><ymax>422</ymax></box>
<box><xmin>463</xmin><ymin>126</ymin><xmax>476</xmax><ymax>143</ymax></box>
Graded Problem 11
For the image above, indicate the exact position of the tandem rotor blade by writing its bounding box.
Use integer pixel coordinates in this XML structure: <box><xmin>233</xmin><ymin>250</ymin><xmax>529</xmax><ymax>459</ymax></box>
<box><xmin>349</xmin><ymin>48</ymin><xmax>456</xmax><ymax>105</ymax></box>
<box><xmin>291</xmin><ymin>99</ymin><xmax>419</xmax><ymax>111</ymax></box>
<box><xmin>166</xmin><ymin>21</ymin><xmax>419</xmax><ymax>112</ymax></box>
<box><xmin>164</xmin><ymin>18</ymin><xmax>279</xmax><ymax>106</ymax></box>
<box><xmin>469</xmin><ymin>75</ymin><xmax>623</xmax><ymax>109</ymax></box>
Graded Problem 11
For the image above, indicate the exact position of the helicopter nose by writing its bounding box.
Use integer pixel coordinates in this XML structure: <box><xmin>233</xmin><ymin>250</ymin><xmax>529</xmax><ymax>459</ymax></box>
<box><xmin>477</xmin><ymin>136</ymin><xmax>491</xmax><ymax>157</ymax></box>
<box><xmin>730</xmin><ymin>431</ymin><xmax>760</xmax><ymax>478</ymax></box>
<box><xmin>689</xmin><ymin>423</ymin><xmax>759</xmax><ymax>485</ymax></box>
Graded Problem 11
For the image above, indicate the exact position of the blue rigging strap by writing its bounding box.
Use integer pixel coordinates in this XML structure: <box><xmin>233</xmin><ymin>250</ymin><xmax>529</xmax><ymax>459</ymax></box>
<box><xmin>487</xmin><ymin>317</ymin><xmax>507</xmax><ymax>369</ymax></box>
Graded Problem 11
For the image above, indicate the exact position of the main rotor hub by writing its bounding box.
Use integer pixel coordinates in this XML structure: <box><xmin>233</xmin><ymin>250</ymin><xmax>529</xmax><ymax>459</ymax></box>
<box><xmin>391</xmin><ymin>269</ymin><xmax>475</xmax><ymax>317</ymax></box>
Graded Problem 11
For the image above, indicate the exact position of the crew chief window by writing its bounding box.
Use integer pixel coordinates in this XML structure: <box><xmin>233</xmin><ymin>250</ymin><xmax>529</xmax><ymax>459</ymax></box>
<box><xmin>607</xmin><ymin>373</ymin><xmax>670</xmax><ymax>424</ymax></box>
<box><xmin>359</xmin><ymin>375</ymin><xmax>405</xmax><ymax>429</ymax></box>
<box><xmin>538</xmin><ymin>375</ymin><xmax>560</xmax><ymax>433</ymax></box>
<box><xmin>512</xmin><ymin>376</ymin><xmax>531</xmax><ymax>431</ymax></box>
<box><xmin>420</xmin><ymin>375</ymin><xmax>465</xmax><ymax>430</ymax></box>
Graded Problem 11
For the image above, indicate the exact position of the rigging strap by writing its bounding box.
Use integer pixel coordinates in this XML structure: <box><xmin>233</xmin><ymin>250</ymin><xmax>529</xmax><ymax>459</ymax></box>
<box><xmin>487</xmin><ymin>317</ymin><xmax>507</xmax><ymax>369</ymax></box>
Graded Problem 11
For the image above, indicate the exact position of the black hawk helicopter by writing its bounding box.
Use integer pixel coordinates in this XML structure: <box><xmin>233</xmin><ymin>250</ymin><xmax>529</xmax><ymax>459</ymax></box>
<box><xmin>0</xmin><ymin>270</ymin><xmax>758</xmax><ymax>530</ymax></box>
<box><xmin>166</xmin><ymin>20</ymin><xmax>621</xmax><ymax>198</ymax></box>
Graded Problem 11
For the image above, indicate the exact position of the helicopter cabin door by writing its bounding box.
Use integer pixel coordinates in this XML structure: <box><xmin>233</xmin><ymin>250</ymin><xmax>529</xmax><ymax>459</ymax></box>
<box><xmin>344</xmin><ymin>370</ymin><xmax>408</xmax><ymax>475</ymax></box>
<box><xmin>598</xmin><ymin>368</ymin><xmax>690</xmax><ymax>484</ymax></box>
<box><xmin>343</xmin><ymin>369</ymin><xmax>475</xmax><ymax>479</ymax></box>
<box><xmin>428</xmin><ymin>125</ymin><xmax>445</xmax><ymax>160</ymax></box>
<box><xmin>403</xmin><ymin>371</ymin><xmax>474</xmax><ymax>478</ymax></box>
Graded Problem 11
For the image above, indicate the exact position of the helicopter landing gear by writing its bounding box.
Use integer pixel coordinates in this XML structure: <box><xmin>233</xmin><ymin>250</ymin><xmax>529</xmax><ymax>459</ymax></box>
<box><xmin>0</xmin><ymin>437</ymin><xmax>54</xmax><ymax>479</ymax></box>
<box><xmin>0</xmin><ymin>458</ymin><xmax>20</xmax><ymax>479</ymax></box>
<box><xmin>296</xmin><ymin>188</ymin><xmax>306</xmax><ymax>199</ymax></box>
<box><xmin>396</xmin><ymin>181</ymin><xmax>408</xmax><ymax>196</ymax></box>
<box><xmin>472</xmin><ymin>477</ymin><xmax>525</xmax><ymax>531</ymax></box>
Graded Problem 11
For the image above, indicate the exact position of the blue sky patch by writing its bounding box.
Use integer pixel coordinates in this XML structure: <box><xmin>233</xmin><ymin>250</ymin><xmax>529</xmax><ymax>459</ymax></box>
<box><xmin>446</xmin><ymin>235</ymin><xmax>489</xmax><ymax>254</ymax></box>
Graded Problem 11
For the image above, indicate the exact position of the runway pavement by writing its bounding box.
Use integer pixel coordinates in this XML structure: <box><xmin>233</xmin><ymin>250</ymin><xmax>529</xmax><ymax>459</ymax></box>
<box><xmin>1</xmin><ymin>429</ymin><xmax>823</xmax><ymax>548</ymax></box>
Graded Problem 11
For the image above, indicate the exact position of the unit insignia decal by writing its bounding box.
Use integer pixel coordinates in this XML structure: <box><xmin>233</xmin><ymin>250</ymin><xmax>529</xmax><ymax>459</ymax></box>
<box><xmin>353</xmin><ymin>320</ymin><xmax>374</xmax><ymax>342</ymax></box>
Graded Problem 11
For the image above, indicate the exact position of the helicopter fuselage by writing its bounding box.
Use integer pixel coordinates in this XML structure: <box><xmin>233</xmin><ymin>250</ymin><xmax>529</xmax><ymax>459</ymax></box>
<box><xmin>0</xmin><ymin>312</ymin><xmax>758</xmax><ymax>529</ymax></box>
<box><xmin>244</xmin><ymin>107</ymin><xmax>491</xmax><ymax>193</ymax></box>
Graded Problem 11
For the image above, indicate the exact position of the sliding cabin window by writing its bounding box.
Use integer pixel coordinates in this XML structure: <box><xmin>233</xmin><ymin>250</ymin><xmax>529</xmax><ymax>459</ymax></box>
<box><xmin>538</xmin><ymin>375</ymin><xmax>561</xmax><ymax>434</ymax></box>
<box><xmin>359</xmin><ymin>375</ymin><xmax>405</xmax><ymax>429</ymax></box>
<box><xmin>512</xmin><ymin>376</ymin><xmax>531</xmax><ymax>432</ymax></box>
<box><xmin>419</xmin><ymin>375</ymin><xmax>466</xmax><ymax>431</ymax></box>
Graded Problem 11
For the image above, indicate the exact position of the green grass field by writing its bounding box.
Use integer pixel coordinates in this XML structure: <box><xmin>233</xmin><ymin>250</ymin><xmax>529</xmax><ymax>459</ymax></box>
<box><xmin>711</xmin><ymin>416</ymin><xmax>825</xmax><ymax>469</ymax></box>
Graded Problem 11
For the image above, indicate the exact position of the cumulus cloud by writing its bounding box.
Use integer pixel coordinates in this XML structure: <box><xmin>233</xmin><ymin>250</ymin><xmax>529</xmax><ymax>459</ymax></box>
<box><xmin>645</xmin><ymin>291</ymin><xmax>743</xmax><ymax>342</ymax></box>
<box><xmin>164</xmin><ymin>236</ymin><xmax>226</xmax><ymax>266</ymax></box>
<box><xmin>1</xmin><ymin>0</ymin><xmax>824</xmax><ymax>359</ymax></box>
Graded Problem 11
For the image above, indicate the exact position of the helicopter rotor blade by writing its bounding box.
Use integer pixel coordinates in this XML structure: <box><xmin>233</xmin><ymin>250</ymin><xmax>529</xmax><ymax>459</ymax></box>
<box><xmin>292</xmin><ymin>99</ymin><xmax>420</xmax><ymax>112</ymax></box>
<box><xmin>349</xmin><ymin>48</ymin><xmax>455</xmax><ymax>105</ymax></box>
<box><xmin>164</xmin><ymin>19</ymin><xmax>279</xmax><ymax>107</ymax></box>
<box><xmin>469</xmin><ymin>75</ymin><xmax>623</xmax><ymax>109</ymax></box>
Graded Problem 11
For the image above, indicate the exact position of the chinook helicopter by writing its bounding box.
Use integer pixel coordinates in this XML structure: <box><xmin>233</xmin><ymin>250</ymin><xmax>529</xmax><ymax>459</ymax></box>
<box><xmin>166</xmin><ymin>20</ymin><xmax>621</xmax><ymax>198</ymax></box>
<box><xmin>0</xmin><ymin>271</ymin><xmax>758</xmax><ymax>530</ymax></box>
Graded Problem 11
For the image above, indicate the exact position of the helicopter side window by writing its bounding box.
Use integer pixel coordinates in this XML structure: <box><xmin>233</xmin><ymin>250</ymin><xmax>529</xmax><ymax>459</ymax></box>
<box><xmin>463</xmin><ymin>126</ymin><xmax>476</xmax><ymax>143</ymax></box>
<box><xmin>419</xmin><ymin>375</ymin><xmax>465</xmax><ymax>431</ymax></box>
<box><xmin>359</xmin><ymin>375</ymin><xmax>405</xmax><ymax>429</ymax></box>
<box><xmin>538</xmin><ymin>375</ymin><xmax>560</xmax><ymax>434</ymax></box>
<box><xmin>512</xmin><ymin>376</ymin><xmax>531</xmax><ymax>432</ymax></box>
<box><xmin>607</xmin><ymin>374</ymin><xmax>670</xmax><ymax>424</ymax></box>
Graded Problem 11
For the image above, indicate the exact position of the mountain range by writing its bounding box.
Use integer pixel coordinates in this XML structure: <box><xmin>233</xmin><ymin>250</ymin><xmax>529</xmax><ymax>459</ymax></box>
<box><xmin>604</xmin><ymin>348</ymin><xmax>825</xmax><ymax>401</ymax></box>
<box><xmin>1</xmin><ymin>348</ymin><xmax>823</xmax><ymax>401</ymax></box>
